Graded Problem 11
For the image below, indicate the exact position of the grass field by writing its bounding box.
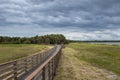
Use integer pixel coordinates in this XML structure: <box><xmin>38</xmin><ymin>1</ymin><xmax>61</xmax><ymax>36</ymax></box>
<box><xmin>68</xmin><ymin>43</ymin><xmax>120</xmax><ymax>76</ymax></box>
<box><xmin>54</xmin><ymin>43</ymin><xmax>120</xmax><ymax>80</ymax></box>
<box><xmin>0</xmin><ymin>44</ymin><xmax>51</xmax><ymax>64</ymax></box>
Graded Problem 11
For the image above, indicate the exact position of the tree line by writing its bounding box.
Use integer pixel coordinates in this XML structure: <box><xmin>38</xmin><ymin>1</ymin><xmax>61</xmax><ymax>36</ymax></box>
<box><xmin>68</xmin><ymin>40</ymin><xmax>120</xmax><ymax>43</ymax></box>
<box><xmin>0</xmin><ymin>34</ymin><xmax>68</xmax><ymax>44</ymax></box>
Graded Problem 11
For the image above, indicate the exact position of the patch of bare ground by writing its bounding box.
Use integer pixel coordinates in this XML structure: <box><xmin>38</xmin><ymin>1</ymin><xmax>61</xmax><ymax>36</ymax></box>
<box><xmin>54</xmin><ymin>47</ymin><xmax>120</xmax><ymax>80</ymax></box>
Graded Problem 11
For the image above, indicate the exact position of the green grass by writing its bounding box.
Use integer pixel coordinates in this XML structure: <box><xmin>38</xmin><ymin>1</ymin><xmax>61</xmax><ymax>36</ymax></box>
<box><xmin>0</xmin><ymin>44</ymin><xmax>49</xmax><ymax>64</ymax></box>
<box><xmin>67</xmin><ymin>43</ymin><xmax>120</xmax><ymax>76</ymax></box>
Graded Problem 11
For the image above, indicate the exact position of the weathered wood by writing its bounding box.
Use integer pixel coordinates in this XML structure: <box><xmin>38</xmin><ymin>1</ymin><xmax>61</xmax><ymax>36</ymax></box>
<box><xmin>0</xmin><ymin>45</ymin><xmax>63</xmax><ymax>80</ymax></box>
<box><xmin>42</xmin><ymin>67</ymin><xmax>46</xmax><ymax>80</ymax></box>
<box><xmin>24</xmin><ymin>45</ymin><xmax>62</xmax><ymax>80</ymax></box>
<box><xmin>48</xmin><ymin>62</ymin><xmax>51</xmax><ymax>80</ymax></box>
<box><xmin>0</xmin><ymin>70</ymin><xmax>14</xmax><ymax>79</ymax></box>
<box><xmin>0</xmin><ymin>65</ymin><xmax>14</xmax><ymax>74</ymax></box>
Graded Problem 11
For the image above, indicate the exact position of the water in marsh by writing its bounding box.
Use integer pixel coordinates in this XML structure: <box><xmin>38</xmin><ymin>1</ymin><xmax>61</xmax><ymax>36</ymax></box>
<box><xmin>90</xmin><ymin>42</ymin><xmax>120</xmax><ymax>45</ymax></box>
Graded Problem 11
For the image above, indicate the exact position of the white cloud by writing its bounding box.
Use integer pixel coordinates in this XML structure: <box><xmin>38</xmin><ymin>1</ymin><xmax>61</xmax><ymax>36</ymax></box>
<box><xmin>64</xmin><ymin>29</ymin><xmax>120</xmax><ymax>40</ymax></box>
<box><xmin>0</xmin><ymin>0</ymin><xmax>120</xmax><ymax>40</ymax></box>
<box><xmin>5</xmin><ymin>16</ymin><xmax>32</xmax><ymax>23</ymax></box>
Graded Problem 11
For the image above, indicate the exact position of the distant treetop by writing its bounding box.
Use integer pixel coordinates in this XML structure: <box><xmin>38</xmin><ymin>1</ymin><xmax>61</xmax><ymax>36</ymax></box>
<box><xmin>0</xmin><ymin>34</ymin><xmax>68</xmax><ymax>44</ymax></box>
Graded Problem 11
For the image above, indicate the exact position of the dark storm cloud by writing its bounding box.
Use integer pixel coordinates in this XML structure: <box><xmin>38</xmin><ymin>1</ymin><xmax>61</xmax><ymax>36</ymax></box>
<box><xmin>0</xmin><ymin>0</ymin><xmax>120</xmax><ymax>40</ymax></box>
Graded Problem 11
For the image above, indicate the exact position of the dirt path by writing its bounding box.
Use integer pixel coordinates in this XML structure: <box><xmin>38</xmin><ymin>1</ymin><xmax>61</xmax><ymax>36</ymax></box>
<box><xmin>54</xmin><ymin>47</ymin><xmax>120</xmax><ymax>80</ymax></box>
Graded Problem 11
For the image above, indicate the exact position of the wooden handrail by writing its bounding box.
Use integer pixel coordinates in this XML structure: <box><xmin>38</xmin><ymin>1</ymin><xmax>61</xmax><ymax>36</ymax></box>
<box><xmin>0</xmin><ymin>45</ymin><xmax>60</xmax><ymax>80</ymax></box>
<box><xmin>25</xmin><ymin>45</ymin><xmax>62</xmax><ymax>80</ymax></box>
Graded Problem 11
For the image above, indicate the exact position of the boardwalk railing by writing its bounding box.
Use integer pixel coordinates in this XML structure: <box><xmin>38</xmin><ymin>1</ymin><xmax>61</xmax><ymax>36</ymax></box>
<box><xmin>0</xmin><ymin>45</ymin><xmax>62</xmax><ymax>80</ymax></box>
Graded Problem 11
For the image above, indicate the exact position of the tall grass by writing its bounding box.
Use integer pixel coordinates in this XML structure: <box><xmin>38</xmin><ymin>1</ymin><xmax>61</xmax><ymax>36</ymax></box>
<box><xmin>0</xmin><ymin>44</ymin><xmax>48</xmax><ymax>64</ymax></box>
<box><xmin>68</xmin><ymin>43</ymin><xmax>120</xmax><ymax>76</ymax></box>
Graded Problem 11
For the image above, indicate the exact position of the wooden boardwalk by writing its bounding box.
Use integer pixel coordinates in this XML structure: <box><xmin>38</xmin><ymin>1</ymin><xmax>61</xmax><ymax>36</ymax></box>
<box><xmin>0</xmin><ymin>45</ymin><xmax>63</xmax><ymax>80</ymax></box>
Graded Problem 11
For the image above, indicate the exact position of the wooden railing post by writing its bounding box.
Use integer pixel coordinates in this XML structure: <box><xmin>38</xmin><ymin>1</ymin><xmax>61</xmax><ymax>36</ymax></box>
<box><xmin>0</xmin><ymin>45</ymin><xmax>62</xmax><ymax>80</ymax></box>
<box><xmin>13</xmin><ymin>61</ymin><xmax>17</xmax><ymax>80</ymax></box>
<box><xmin>53</xmin><ymin>58</ymin><xmax>55</xmax><ymax>76</ymax></box>
<box><xmin>48</xmin><ymin>62</ymin><xmax>51</xmax><ymax>80</ymax></box>
<box><xmin>42</xmin><ymin>53</ymin><xmax>43</xmax><ymax>62</ymax></box>
<box><xmin>32</xmin><ymin>56</ymin><xmax>34</xmax><ymax>67</ymax></box>
<box><xmin>24</xmin><ymin>59</ymin><xmax>28</xmax><ymax>72</ymax></box>
<box><xmin>42</xmin><ymin>67</ymin><xmax>46</xmax><ymax>80</ymax></box>
<box><xmin>52</xmin><ymin>59</ymin><xmax>54</xmax><ymax>80</ymax></box>
<box><xmin>54</xmin><ymin>56</ymin><xmax>57</xmax><ymax>75</ymax></box>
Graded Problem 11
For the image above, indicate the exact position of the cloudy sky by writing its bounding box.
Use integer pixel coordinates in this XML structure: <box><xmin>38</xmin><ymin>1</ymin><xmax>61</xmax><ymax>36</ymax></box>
<box><xmin>0</xmin><ymin>0</ymin><xmax>120</xmax><ymax>40</ymax></box>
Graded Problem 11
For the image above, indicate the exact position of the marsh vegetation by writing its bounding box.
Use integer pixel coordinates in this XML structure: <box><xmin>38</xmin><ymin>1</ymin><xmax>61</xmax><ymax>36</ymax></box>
<box><xmin>0</xmin><ymin>44</ymin><xmax>50</xmax><ymax>64</ymax></box>
<box><xmin>55</xmin><ymin>43</ymin><xmax>120</xmax><ymax>80</ymax></box>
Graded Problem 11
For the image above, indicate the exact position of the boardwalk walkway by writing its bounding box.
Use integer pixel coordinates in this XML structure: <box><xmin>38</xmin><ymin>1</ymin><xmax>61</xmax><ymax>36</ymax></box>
<box><xmin>0</xmin><ymin>45</ymin><xmax>62</xmax><ymax>80</ymax></box>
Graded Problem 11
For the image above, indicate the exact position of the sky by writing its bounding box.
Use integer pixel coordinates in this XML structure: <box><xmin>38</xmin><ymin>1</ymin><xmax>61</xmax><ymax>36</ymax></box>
<box><xmin>0</xmin><ymin>0</ymin><xmax>120</xmax><ymax>40</ymax></box>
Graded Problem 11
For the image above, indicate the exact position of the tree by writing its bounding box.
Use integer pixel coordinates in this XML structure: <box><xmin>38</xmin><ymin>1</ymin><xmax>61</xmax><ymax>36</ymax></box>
<box><xmin>0</xmin><ymin>34</ymin><xmax>67</xmax><ymax>44</ymax></box>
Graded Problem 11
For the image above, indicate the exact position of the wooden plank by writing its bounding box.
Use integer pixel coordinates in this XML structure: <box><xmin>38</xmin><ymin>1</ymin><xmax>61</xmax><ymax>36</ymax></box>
<box><xmin>32</xmin><ymin>71</ymin><xmax>42</xmax><ymax>80</ymax></box>
<box><xmin>0</xmin><ymin>45</ymin><xmax>61</xmax><ymax>80</ymax></box>
<box><xmin>42</xmin><ymin>67</ymin><xmax>46</xmax><ymax>80</ymax></box>
<box><xmin>25</xmin><ymin>45</ymin><xmax>61</xmax><ymax>80</ymax></box>
<box><xmin>0</xmin><ymin>62</ymin><xmax>14</xmax><ymax>70</ymax></box>
<box><xmin>0</xmin><ymin>70</ymin><xmax>14</xmax><ymax>79</ymax></box>
<box><xmin>6</xmin><ymin>75</ymin><xmax>14</xmax><ymax>80</ymax></box>
<box><xmin>0</xmin><ymin>65</ymin><xmax>14</xmax><ymax>74</ymax></box>
<box><xmin>17</xmin><ymin>69</ymin><xmax>25</xmax><ymax>77</ymax></box>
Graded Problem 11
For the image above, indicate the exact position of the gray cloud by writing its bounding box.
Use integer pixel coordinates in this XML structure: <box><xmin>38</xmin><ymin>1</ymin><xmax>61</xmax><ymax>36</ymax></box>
<box><xmin>0</xmin><ymin>0</ymin><xmax>120</xmax><ymax>40</ymax></box>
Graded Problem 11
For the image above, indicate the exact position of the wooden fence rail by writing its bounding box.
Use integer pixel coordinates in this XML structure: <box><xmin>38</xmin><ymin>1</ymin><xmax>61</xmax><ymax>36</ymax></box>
<box><xmin>0</xmin><ymin>45</ymin><xmax>63</xmax><ymax>80</ymax></box>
